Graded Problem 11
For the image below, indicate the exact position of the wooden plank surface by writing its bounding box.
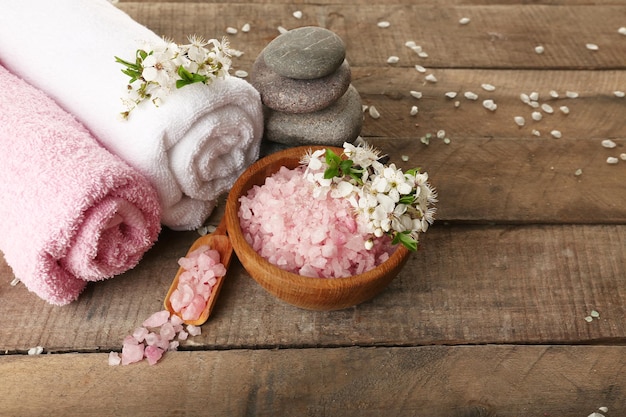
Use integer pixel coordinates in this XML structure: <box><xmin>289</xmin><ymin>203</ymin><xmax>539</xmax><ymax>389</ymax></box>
<box><xmin>1</xmin><ymin>0</ymin><xmax>625</xmax><ymax>414</ymax></box>
<box><xmin>1</xmin><ymin>345</ymin><xmax>624</xmax><ymax>417</ymax></box>
<box><xmin>118</xmin><ymin>3</ymin><xmax>626</xmax><ymax>69</ymax></box>
<box><xmin>2</xmin><ymin>223</ymin><xmax>624</xmax><ymax>352</ymax></box>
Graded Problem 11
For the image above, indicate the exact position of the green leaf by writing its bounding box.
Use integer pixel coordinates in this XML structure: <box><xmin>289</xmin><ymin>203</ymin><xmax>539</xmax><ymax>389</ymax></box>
<box><xmin>176</xmin><ymin>66</ymin><xmax>207</xmax><ymax>88</ymax></box>
<box><xmin>392</xmin><ymin>231</ymin><xmax>418</xmax><ymax>251</ymax></box>
<box><xmin>398</xmin><ymin>194</ymin><xmax>416</xmax><ymax>204</ymax></box>
<box><xmin>323</xmin><ymin>166</ymin><xmax>340</xmax><ymax>179</ymax></box>
<box><xmin>405</xmin><ymin>168</ymin><xmax>420</xmax><ymax>176</ymax></box>
<box><xmin>325</xmin><ymin>148</ymin><xmax>341</xmax><ymax>166</ymax></box>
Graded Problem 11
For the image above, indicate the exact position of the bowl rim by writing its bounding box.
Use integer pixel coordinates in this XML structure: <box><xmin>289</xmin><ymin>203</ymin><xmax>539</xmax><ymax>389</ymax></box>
<box><xmin>224</xmin><ymin>145</ymin><xmax>410</xmax><ymax>292</ymax></box>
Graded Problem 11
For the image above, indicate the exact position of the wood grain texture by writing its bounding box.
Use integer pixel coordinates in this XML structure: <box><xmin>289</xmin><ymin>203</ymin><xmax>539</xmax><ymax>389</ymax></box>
<box><xmin>2</xmin><ymin>224</ymin><xmax>624</xmax><ymax>352</ymax></box>
<box><xmin>1</xmin><ymin>1</ymin><xmax>625</xmax><ymax>414</ymax></box>
<box><xmin>118</xmin><ymin>3</ymin><xmax>626</xmax><ymax>69</ymax></box>
<box><xmin>1</xmin><ymin>345</ymin><xmax>624</xmax><ymax>416</ymax></box>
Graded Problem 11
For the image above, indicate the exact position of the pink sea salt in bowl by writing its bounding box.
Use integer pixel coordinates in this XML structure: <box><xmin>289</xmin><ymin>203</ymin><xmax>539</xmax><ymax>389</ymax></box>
<box><xmin>224</xmin><ymin>146</ymin><xmax>411</xmax><ymax>311</ymax></box>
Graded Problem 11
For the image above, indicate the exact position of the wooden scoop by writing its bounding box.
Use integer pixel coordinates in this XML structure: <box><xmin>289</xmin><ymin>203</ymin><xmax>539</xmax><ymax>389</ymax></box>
<box><xmin>164</xmin><ymin>217</ymin><xmax>233</xmax><ymax>326</ymax></box>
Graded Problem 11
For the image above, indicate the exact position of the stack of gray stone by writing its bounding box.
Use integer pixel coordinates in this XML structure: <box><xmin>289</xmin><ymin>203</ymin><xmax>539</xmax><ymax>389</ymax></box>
<box><xmin>250</xmin><ymin>26</ymin><xmax>363</xmax><ymax>148</ymax></box>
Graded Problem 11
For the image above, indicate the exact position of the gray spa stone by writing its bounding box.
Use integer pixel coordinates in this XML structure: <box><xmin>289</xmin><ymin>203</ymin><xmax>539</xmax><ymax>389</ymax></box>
<box><xmin>251</xmin><ymin>54</ymin><xmax>351</xmax><ymax>114</ymax></box>
<box><xmin>263</xmin><ymin>26</ymin><xmax>346</xmax><ymax>80</ymax></box>
<box><xmin>264</xmin><ymin>84</ymin><xmax>363</xmax><ymax>146</ymax></box>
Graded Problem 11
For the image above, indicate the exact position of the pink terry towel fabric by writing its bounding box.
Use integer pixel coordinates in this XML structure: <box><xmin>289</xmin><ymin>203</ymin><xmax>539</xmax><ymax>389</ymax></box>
<box><xmin>0</xmin><ymin>65</ymin><xmax>162</xmax><ymax>305</ymax></box>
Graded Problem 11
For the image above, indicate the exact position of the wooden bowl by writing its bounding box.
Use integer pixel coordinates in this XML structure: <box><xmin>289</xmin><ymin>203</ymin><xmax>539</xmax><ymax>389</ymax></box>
<box><xmin>224</xmin><ymin>145</ymin><xmax>411</xmax><ymax>311</ymax></box>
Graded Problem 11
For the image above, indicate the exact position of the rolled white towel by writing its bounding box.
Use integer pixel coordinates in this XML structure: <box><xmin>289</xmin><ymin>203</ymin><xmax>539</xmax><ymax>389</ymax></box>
<box><xmin>0</xmin><ymin>0</ymin><xmax>263</xmax><ymax>230</ymax></box>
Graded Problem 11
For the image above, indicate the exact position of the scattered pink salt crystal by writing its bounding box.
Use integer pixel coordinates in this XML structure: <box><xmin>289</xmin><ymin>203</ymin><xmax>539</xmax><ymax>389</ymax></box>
<box><xmin>144</xmin><ymin>345</ymin><xmax>164</xmax><ymax>366</ymax></box>
<box><xmin>132</xmin><ymin>327</ymin><xmax>148</xmax><ymax>343</ymax></box>
<box><xmin>108</xmin><ymin>351</ymin><xmax>121</xmax><ymax>366</ymax></box>
<box><xmin>160</xmin><ymin>322</ymin><xmax>177</xmax><ymax>341</ymax></box>
<box><xmin>112</xmin><ymin>309</ymin><xmax>205</xmax><ymax>366</ymax></box>
<box><xmin>121</xmin><ymin>339</ymin><xmax>144</xmax><ymax>365</ymax></box>
<box><xmin>187</xmin><ymin>325</ymin><xmax>202</xmax><ymax>337</ymax></box>
<box><xmin>142</xmin><ymin>310</ymin><xmax>170</xmax><ymax>328</ymax></box>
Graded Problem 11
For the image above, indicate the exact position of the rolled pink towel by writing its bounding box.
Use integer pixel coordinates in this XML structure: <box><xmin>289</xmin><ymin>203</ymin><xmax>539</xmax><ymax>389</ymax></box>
<box><xmin>0</xmin><ymin>65</ymin><xmax>162</xmax><ymax>305</ymax></box>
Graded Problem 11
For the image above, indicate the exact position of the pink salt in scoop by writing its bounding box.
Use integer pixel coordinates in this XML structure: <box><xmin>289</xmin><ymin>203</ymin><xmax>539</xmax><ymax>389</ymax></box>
<box><xmin>164</xmin><ymin>217</ymin><xmax>232</xmax><ymax>325</ymax></box>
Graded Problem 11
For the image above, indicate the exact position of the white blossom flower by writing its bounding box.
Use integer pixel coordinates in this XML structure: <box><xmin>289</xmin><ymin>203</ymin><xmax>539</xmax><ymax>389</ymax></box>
<box><xmin>301</xmin><ymin>141</ymin><xmax>436</xmax><ymax>251</ymax></box>
<box><xmin>117</xmin><ymin>35</ymin><xmax>233</xmax><ymax>117</ymax></box>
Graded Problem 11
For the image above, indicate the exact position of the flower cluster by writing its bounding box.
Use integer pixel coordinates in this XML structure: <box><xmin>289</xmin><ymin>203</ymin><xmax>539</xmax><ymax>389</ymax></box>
<box><xmin>301</xmin><ymin>141</ymin><xmax>437</xmax><ymax>251</ymax></box>
<box><xmin>115</xmin><ymin>35</ymin><xmax>233</xmax><ymax>118</ymax></box>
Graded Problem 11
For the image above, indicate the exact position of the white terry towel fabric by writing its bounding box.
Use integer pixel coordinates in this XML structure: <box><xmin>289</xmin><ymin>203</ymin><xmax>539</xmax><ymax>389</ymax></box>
<box><xmin>0</xmin><ymin>0</ymin><xmax>264</xmax><ymax>230</ymax></box>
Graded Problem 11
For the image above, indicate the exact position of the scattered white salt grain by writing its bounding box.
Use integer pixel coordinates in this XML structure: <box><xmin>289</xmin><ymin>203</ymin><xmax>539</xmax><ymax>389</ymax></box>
<box><xmin>417</xmin><ymin>51</ymin><xmax>429</xmax><ymax>58</ymax></box>
<box><xmin>620</xmin><ymin>27</ymin><xmax>626</xmax><ymax>36</ymax></box>
<box><xmin>602</xmin><ymin>139</ymin><xmax>617</xmax><ymax>148</ymax></box>
<box><xmin>437</xmin><ymin>130</ymin><xmax>446</xmax><ymax>139</ymax></box>
<box><xmin>410</xmin><ymin>106</ymin><xmax>418</xmax><ymax>116</ymax></box>
<box><xmin>292</xmin><ymin>10</ymin><xmax>303</xmax><ymax>19</ymax></box>
<box><xmin>599</xmin><ymin>407</ymin><xmax>609</xmax><ymax>413</ymax></box>
<box><xmin>541</xmin><ymin>103</ymin><xmax>554</xmax><ymax>114</ymax></box>
<box><xmin>614</xmin><ymin>91</ymin><xmax>625</xmax><ymax>98</ymax></box>
<box><xmin>520</xmin><ymin>93</ymin><xmax>530</xmax><ymax>104</ymax></box>
<box><xmin>607</xmin><ymin>157</ymin><xmax>619</xmax><ymax>164</ymax></box>
<box><xmin>531</xmin><ymin>111</ymin><xmax>542</xmax><ymax>121</ymax></box>
<box><xmin>377</xmin><ymin>21</ymin><xmax>391</xmax><ymax>28</ymax></box>
<box><xmin>405</xmin><ymin>40</ymin><xmax>416</xmax><ymax>48</ymax></box>
<box><xmin>28</xmin><ymin>346</ymin><xmax>44</xmax><ymax>355</ymax></box>
<box><xmin>226</xmin><ymin>27</ymin><xmax>238</xmax><ymax>35</ymax></box>
<box><xmin>514</xmin><ymin>116</ymin><xmax>525</xmax><ymax>127</ymax></box>
<box><xmin>590</xmin><ymin>310</ymin><xmax>600</xmax><ymax>318</ymax></box>
<box><xmin>482</xmin><ymin>99</ymin><xmax>497</xmax><ymax>111</ymax></box>
<box><xmin>584</xmin><ymin>316</ymin><xmax>594</xmax><ymax>323</ymax></box>
<box><xmin>459</xmin><ymin>17</ymin><xmax>471</xmax><ymax>25</ymax></box>
<box><xmin>410</xmin><ymin>45</ymin><xmax>423</xmax><ymax>53</ymax></box>
<box><xmin>454</xmin><ymin>100</ymin><xmax>461</xmax><ymax>108</ymax></box>
<box><xmin>551</xmin><ymin>130</ymin><xmax>562</xmax><ymax>138</ymax></box>
<box><xmin>362</xmin><ymin>105</ymin><xmax>369</xmax><ymax>112</ymax></box>
<box><xmin>621</xmin><ymin>153</ymin><xmax>626</xmax><ymax>161</ymax></box>
<box><xmin>410</xmin><ymin>91</ymin><xmax>423</xmax><ymax>99</ymax></box>
<box><xmin>445</xmin><ymin>91</ymin><xmax>458</xmax><ymax>99</ymax></box>
<box><xmin>529</xmin><ymin>101</ymin><xmax>539</xmax><ymax>108</ymax></box>
<box><xmin>566</xmin><ymin>91</ymin><xmax>579</xmax><ymax>98</ymax></box>
<box><xmin>559</xmin><ymin>106</ymin><xmax>570</xmax><ymax>114</ymax></box>
<box><xmin>443</xmin><ymin>137</ymin><xmax>451</xmax><ymax>144</ymax></box>
<box><xmin>549</xmin><ymin>90</ymin><xmax>559</xmax><ymax>98</ymax></box>
<box><xmin>401</xmin><ymin>155</ymin><xmax>409</xmax><ymax>162</ymax></box>
<box><xmin>108</xmin><ymin>351</ymin><xmax>122</xmax><ymax>366</ymax></box>
<box><xmin>235</xmin><ymin>70</ymin><xmax>249</xmax><ymax>78</ymax></box>
<box><xmin>387</xmin><ymin>56</ymin><xmax>400</xmax><ymax>64</ymax></box>
<box><xmin>420</xmin><ymin>135</ymin><xmax>430</xmax><ymax>145</ymax></box>
<box><xmin>368</xmin><ymin>105</ymin><xmax>381</xmax><ymax>119</ymax></box>
<box><xmin>10</xmin><ymin>277</ymin><xmax>20</xmax><ymax>286</ymax></box>
<box><xmin>464</xmin><ymin>91</ymin><xmax>478</xmax><ymax>100</ymax></box>
<box><xmin>534</xmin><ymin>45</ymin><xmax>545</xmax><ymax>54</ymax></box>
<box><xmin>532</xmin><ymin>129</ymin><xmax>541</xmax><ymax>137</ymax></box>
<box><xmin>529</xmin><ymin>92</ymin><xmax>539</xmax><ymax>101</ymax></box>
<box><xmin>241</xmin><ymin>23</ymin><xmax>251</xmax><ymax>33</ymax></box>
<box><xmin>481</xmin><ymin>83</ymin><xmax>496</xmax><ymax>91</ymax></box>
<box><xmin>415</xmin><ymin>65</ymin><xmax>426</xmax><ymax>73</ymax></box>
<box><xmin>277</xmin><ymin>26</ymin><xmax>288</xmax><ymax>34</ymax></box>
<box><xmin>425</xmin><ymin>74</ymin><xmax>437</xmax><ymax>83</ymax></box>
<box><xmin>229</xmin><ymin>48</ymin><xmax>244</xmax><ymax>58</ymax></box>
<box><xmin>574</xmin><ymin>168</ymin><xmax>583</xmax><ymax>176</ymax></box>
<box><xmin>586</xmin><ymin>43</ymin><xmax>599</xmax><ymax>51</ymax></box>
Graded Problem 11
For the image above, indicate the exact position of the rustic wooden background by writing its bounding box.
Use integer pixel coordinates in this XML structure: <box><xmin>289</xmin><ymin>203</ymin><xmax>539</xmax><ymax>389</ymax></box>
<box><xmin>1</xmin><ymin>0</ymin><xmax>625</xmax><ymax>416</ymax></box>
